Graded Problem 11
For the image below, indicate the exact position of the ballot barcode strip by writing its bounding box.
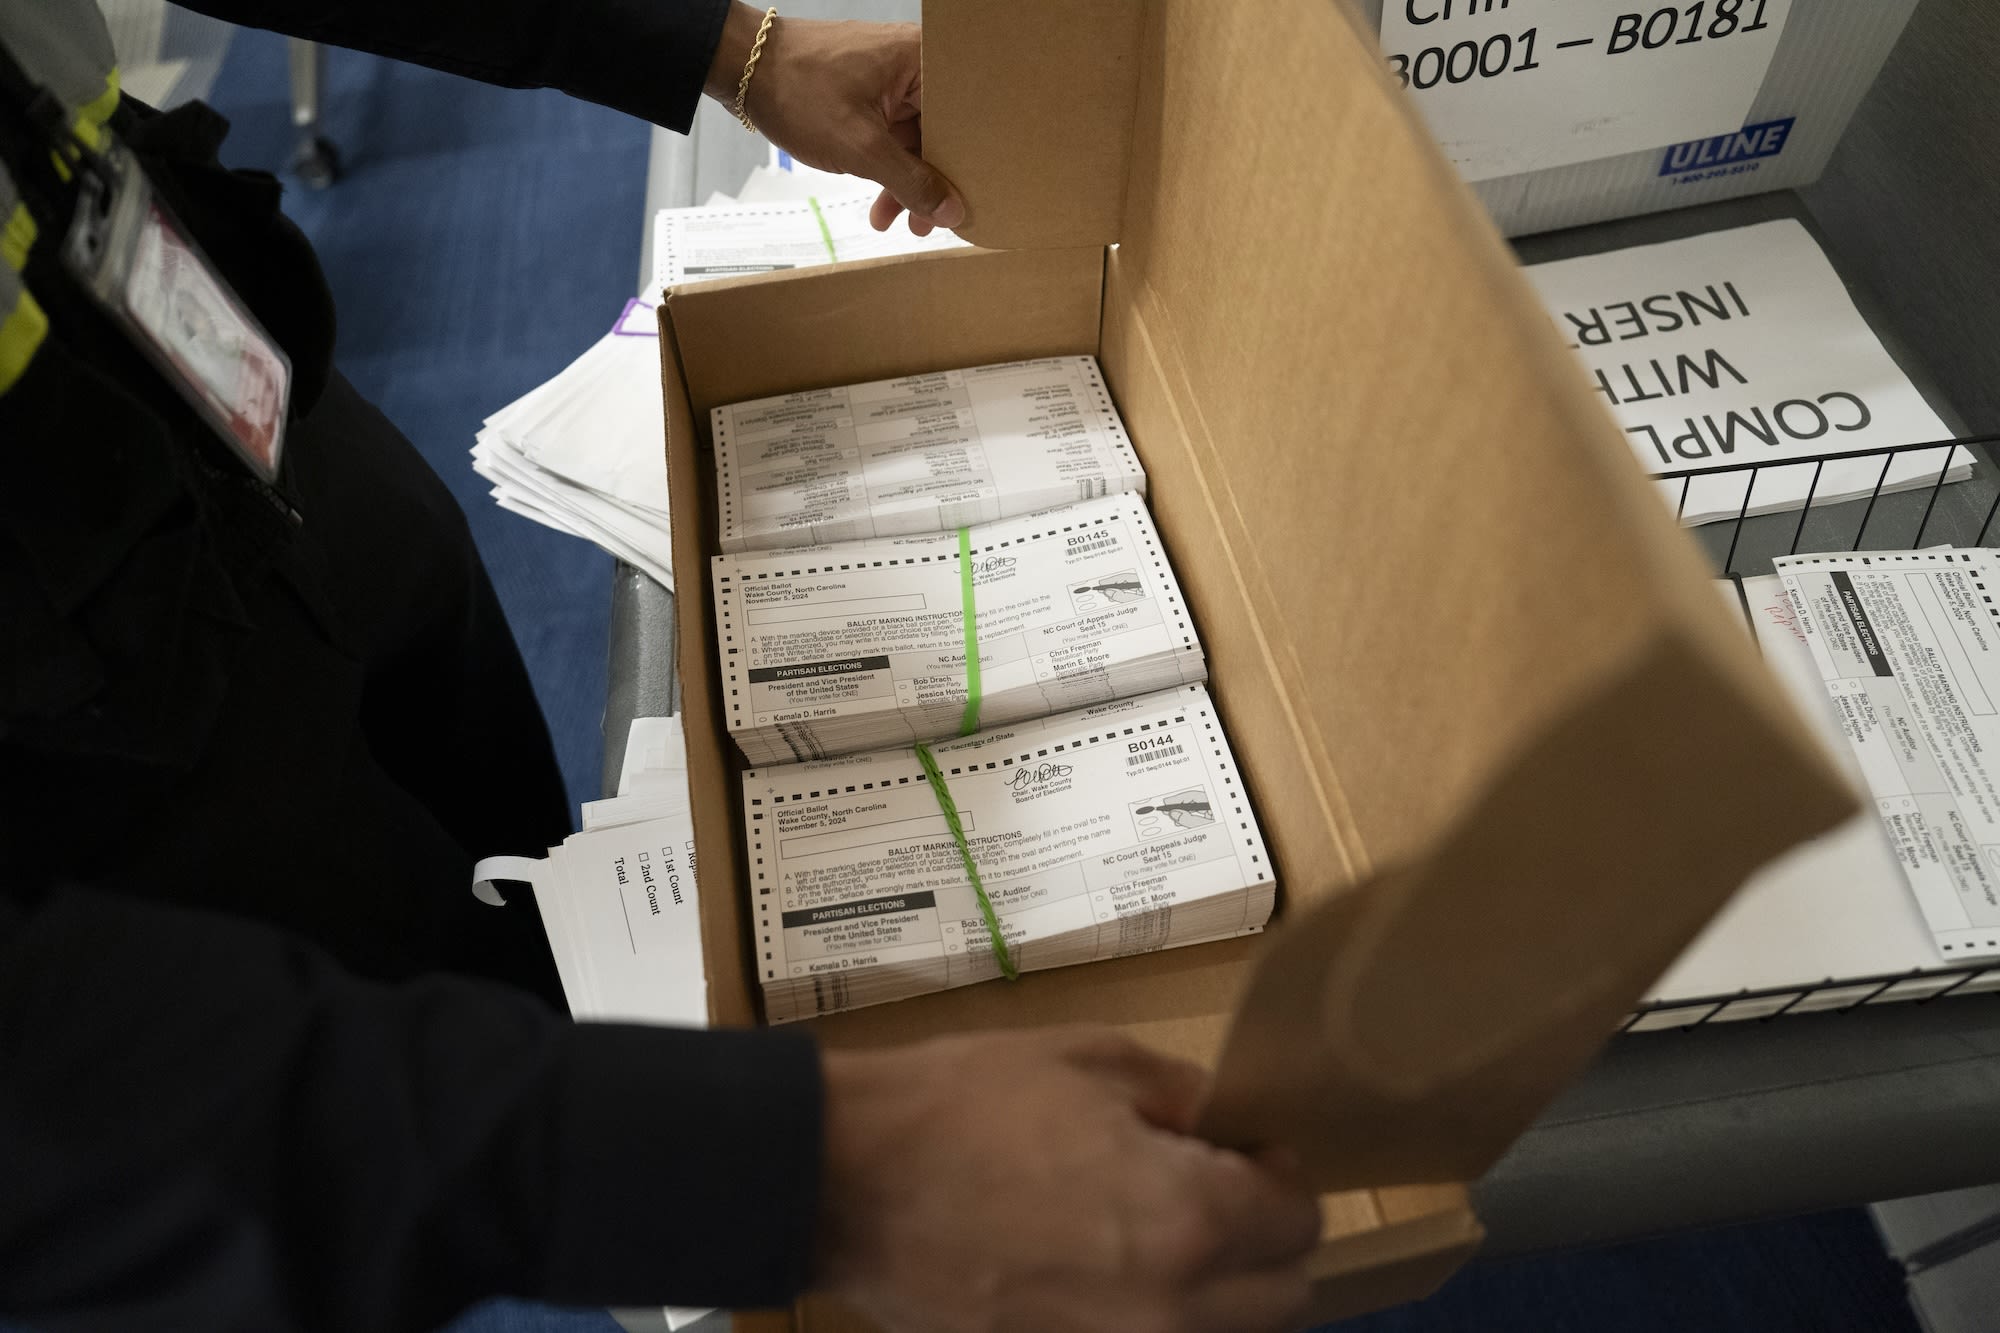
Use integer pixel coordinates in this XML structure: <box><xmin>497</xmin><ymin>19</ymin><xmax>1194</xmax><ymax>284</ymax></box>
<box><xmin>1129</xmin><ymin>744</ymin><xmax>1185</xmax><ymax>767</ymax></box>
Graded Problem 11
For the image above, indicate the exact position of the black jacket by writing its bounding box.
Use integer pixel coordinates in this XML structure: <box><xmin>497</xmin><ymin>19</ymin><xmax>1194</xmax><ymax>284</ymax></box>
<box><xmin>0</xmin><ymin>4</ymin><xmax>824</xmax><ymax>1330</ymax></box>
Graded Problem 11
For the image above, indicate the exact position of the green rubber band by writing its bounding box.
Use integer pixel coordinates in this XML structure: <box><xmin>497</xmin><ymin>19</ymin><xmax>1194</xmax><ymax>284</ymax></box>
<box><xmin>915</xmin><ymin>741</ymin><xmax>1018</xmax><ymax>980</ymax></box>
<box><xmin>957</xmin><ymin>526</ymin><xmax>982</xmax><ymax>736</ymax></box>
<box><xmin>807</xmin><ymin>197</ymin><xmax>838</xmax><ymax>262</ymax></box>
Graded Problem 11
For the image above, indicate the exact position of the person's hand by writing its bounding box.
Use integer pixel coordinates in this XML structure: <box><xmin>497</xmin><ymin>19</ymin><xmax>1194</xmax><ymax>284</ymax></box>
<box><xmin>815</xmin><ymin>1027</ymin><xmax>1321</xmax><ymax>1333</ymax></box>
<box><xmin>704</xmin><ymin>3</ymin><xmax>965</xmax><ymax>236</ymax></box>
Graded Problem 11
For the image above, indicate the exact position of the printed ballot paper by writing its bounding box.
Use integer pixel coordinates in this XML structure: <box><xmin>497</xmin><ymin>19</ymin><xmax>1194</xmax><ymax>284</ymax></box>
<box><xmin>741</xmin><ymin>684</ymin><xmax>1274</xmax><ymax>1021</ymax></box>
<box><xmin>651</xmin><ymin>192</ymin><xmax>967</xmax><ymax>292</ymax></box>
<box><xmin>1776</xmin><ymin>550</ymin><xmax>2000</xmax><ymax>962</ymax></box>
<box><xmin>1381</xmin><ymin>0</ymin><xmax>1793</xmax><ymax>184</ymax></box>
<box><xmin>714</xmin><ymin>356</ymin><xmax>1145</xmax><ymax>552</ymax></box>
<box><xmin>1524</xmin><ymin>220</ymin><xmax>1963</xmax><ymax>525</ymax></box>
<box><xmin>713</xmin><ymin>493</ymin><xmax>1204</xmax><ymax>765</ymax></box>
<box><xmin>1634</xmin><ymin>572</ymin><xmax>1975</xmax><ymax>1028</ymax></box>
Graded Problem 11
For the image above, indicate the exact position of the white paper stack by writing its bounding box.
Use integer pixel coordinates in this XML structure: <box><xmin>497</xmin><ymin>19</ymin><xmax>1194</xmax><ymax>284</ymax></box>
<box><xmin>714</xmin><ymin>356</ymin><xmax>1146</xmax><ymax>553</ymax></box>
<box><xmin>713</xmin><ymin>493</ymin><xmax>1205</xmax><ymax>765</ymax></box>
<box><xmin>1634</xmin><ymin>575</ymin><xmax>1959</xmax><ymax>1027</ymax></box>
<box><xmin>470</xmin><ymin>716</ymin><xmax>706</xmax><ymax>1029</ymax></box>
<box><xmin>651</xmin><ymin>183</ymin><xmax>967</xmax><ymax>291</ymax></box>
<box><xmin>587</xmin><ymin>715</ymin><xmax>694</xmax><ymax>830</ymax></box>
<box><xmin>1769</xmin><ymin>549</ymin><xmax>2000</xmax><ymax>963</ymax></box>
<box><xmin>472</xmin><ymin>300</ymin><xmax>676</xmax><ymax>588</ymax></box>
<box><xmin>741</xmin><ymin>684</ymin><xmax>1273</xmax><ymax>1021</ymax></box>
<box><xmin>479</xmin><ymin>149</ymin><xmax>971</xmax><ymax>588</ymax></box>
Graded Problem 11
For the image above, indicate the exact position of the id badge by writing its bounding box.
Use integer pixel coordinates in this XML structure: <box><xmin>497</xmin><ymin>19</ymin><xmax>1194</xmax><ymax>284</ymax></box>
<box><xmin>62</xmin><ymin>141</ymin><xmax>291</xmax><ymax>482</ymax></box>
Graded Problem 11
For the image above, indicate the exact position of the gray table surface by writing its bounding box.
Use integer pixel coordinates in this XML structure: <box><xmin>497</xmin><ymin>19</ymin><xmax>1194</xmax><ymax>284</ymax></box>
<box><xmin>603</xmin><ymin>0</ymin><xmax>2000</xmax><ymax>1267</ymax></box>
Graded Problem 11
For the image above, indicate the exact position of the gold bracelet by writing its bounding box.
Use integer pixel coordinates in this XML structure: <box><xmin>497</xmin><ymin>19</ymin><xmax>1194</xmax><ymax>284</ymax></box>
<box><xmin>733</xmin><ymin>7</ymin><xmax>778</xmax><ymax>133</ymax></box>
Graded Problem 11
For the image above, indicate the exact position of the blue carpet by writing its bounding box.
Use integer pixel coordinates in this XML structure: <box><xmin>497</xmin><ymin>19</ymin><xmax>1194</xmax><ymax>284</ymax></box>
<box><xmin>183</xmin><ymin>30</ymin><xmax>1920</xmax><ymax>1333</ymax></box>
<box><xmin>204</xmin><ymin>29</ymin><xmax>644</xmax><ymax>815</ymax></box>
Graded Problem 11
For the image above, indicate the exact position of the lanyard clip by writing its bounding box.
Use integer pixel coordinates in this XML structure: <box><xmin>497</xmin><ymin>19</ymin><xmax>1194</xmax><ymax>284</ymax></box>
<box><xmin>16</xmin><ymin>82</ymin><xmax>67</xmax><ymax>143</ymax></box>
<box><xmin>0</xmin><ymin>43</ymin><xmax>113</xmax><ymax>208</ymax></box>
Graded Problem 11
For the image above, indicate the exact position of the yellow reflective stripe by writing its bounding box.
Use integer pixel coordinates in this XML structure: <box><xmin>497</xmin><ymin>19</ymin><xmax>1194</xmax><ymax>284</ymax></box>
<box><xmin>70</xmin><ymin>66</ymin><xmax>121</xmax><ymax>150</ymax></box>
<box><xmin>49</xmin><ymin>65</ymin><xmax>121</xmax><ymax>177</ymax></box>
<box><xmin>0</xmin><ymin>288</ymin><xmax>49</xmax><ymax>396</ymax></box>
<box><xmin>0</xmin><ymin>67</ymin><xmax>121</xmax><ymax>396</ymax></box>
<box><xmin>2</xmin><ymin>202</ymin><xmax>34</xmax><ymax>271</ymax></box>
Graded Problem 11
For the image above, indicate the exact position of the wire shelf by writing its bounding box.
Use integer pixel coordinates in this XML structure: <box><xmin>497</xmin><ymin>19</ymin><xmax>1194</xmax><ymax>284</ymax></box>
<box><xmin>1628</xmin><ymin>433</ymin><xmax>2000</xmax><ymax>1026</ymax></box>
<box><xmin>1655</xmin><ymin>433</ymin><xmax>2000</xmax><ymax>577</ymax></box>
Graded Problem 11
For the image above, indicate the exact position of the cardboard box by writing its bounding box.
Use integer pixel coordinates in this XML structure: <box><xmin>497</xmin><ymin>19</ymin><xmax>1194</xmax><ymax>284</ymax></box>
<box><xmin>656</xmin><ymin>2</ymin><xmax>1852</xmax><ymax>1325</ymax></box>
<box><xmin>1349</xmin><ymin>0</ymin><xmax>1920</xmax><ymax>237</ymax></box>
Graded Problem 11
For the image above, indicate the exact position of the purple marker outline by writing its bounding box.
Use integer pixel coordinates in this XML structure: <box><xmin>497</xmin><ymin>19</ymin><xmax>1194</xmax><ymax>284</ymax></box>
<box><xmin>612</xmin><ymin>297</ymin><xmax>659</xmax><ymax>337</ymax></box>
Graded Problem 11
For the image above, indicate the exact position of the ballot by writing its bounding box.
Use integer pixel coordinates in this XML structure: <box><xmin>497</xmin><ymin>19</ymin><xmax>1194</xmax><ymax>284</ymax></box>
<box><xmin>1775</xmin><ymin>549</ymin><xmax>2000</xmax><ymax>962</ymax></box>
<box><xmin>712</xmin><ymin>492</ymin><xmax>1205</xmax><ymax>765</ymax></box>
<box><xmin>712</xmin><ymin>356</ymin><xmax>1145</xmax><ymax>552</ymax></box>
<box><xmin>741</xmin><ymin>684</ymin><xmax>1274</xmax><ymax>1021</ymax></box>
<box><xmin>651</xmin><ymin>192</ymin><xmax>966</xmax><ymax>291</ymax></box>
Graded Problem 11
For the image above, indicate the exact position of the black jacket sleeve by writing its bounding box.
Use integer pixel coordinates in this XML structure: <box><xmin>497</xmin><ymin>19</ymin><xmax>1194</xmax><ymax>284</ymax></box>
<box><xmin>172</xmin><ymin>0</ymin><xmax>734</xmax><ymax>134</ymax></box>
<box><xmin>0</xmin><ymin>888</ymin><xmax>823</xmax><ymax>1332</ymax></box>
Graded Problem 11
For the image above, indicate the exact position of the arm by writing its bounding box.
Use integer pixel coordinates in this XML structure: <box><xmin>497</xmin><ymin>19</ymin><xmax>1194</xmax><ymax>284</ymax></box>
<box><xmin>173</xmin><ymin>0</ymin><xmax>964</xmax><ymax>229</ymax></box>
<box><xmin>0</xmin><ymin>887</ymin><xmax>823</xmax><ymax>1331</ymax></box>
<box><xmin>2</xmin><ymin>889</ymin><xmax>1321</xmax><ymax>1333</ymax></box>
<box><xmin>171</xmin><ymin>0</ymin><xmax>732</xmax><ymax>134</ymax></box>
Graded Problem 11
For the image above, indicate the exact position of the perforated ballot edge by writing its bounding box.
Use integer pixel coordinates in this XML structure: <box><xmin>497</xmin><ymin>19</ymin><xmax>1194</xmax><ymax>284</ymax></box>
<box><xmin>712</xmin><ymin>492</ymin><xmax>1202</xmax><ymax>763</ymax></box>
<box><xmin>739</xmin><ymin>684</ymin><xmax>1274</xmax><ymax>1021</ymax></box>
<box><xmin>711</xmin><ymin>355</ymin><xmax>1145</xmax><ymax>552</ymax></box>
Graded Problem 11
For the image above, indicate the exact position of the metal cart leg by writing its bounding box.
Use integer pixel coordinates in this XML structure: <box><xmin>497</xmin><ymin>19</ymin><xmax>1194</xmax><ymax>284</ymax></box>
<box><xmin>286</xmin><ymin>38</ymin><xmax>340</xmax><ymax>188</ymax></box>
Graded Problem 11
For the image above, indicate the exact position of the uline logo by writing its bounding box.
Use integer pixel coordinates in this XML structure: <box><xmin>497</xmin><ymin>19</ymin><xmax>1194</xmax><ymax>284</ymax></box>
<box><xmin>1658</xmin><ymin>116</ymin><xmax>1795</xmax><ymax>177</ymax></box>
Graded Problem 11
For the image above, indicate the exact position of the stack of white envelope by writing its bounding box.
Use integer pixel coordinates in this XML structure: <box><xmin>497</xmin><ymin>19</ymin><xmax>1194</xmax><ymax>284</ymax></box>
<box><xmin>712</xmin><ymin>492</ymin><xmax>1206</xmax><ymax>766</ymax></box>
<box><xmin>473</xmin><ymin>301</ymin><xmax>676</xmax><ymax>586</ymax></box>
<box><xmin>474</xmin><ymin>151</ymin><xmax>967</xmax><ymax>589</ymax></box>
<box><xmin>472</xmin><ymin>716</ymin><xmax>707</xmax><ymax>1028</ymax></box>
<box><xmin>741</xmin><ymin>684</ymin><xmax>1275</xmax><ymax>1022</ymax></box>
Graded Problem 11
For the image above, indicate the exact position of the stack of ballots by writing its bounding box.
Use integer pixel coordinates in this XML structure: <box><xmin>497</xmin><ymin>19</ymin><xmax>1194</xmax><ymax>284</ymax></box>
<box><xmin>708</xmin><ymin>353</ymin><xmax>1270</xmax><ymax>1021</ymax></box>
<box><xmin>473</xmin><ymin>152</ymin><xmax>967</xmax><ymax>588</ymax></box>
<box><xmin>742</xmin><ymin>684</ymin><xmax>1275</xmax><ymax>1021</ymax></box>
<box><xmin>713</xmin><ymin>492</ymin><xmax>1205</xmax><ymax>765</ymax></box>
<box><xmin>652</xmin><ymin>148</ymin><xmax>968</xmax><ymax>290</ymax></box>
<box><xmin>714</xmin><ymin>355</ymin><xmax>1145</xmax><ymax>552</ymax></box>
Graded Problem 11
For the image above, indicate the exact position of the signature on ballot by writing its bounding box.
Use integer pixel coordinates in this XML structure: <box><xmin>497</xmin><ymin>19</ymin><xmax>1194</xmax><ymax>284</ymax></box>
<box><xmin>1007</xmin><ymin>763</ymin><xmax>1075</xmax><ymax>791</ymax></box>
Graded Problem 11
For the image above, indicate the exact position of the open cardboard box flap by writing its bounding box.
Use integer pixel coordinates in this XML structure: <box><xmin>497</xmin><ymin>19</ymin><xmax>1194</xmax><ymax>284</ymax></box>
<box><xmin>657</xmin><ymin>1</ymin><xmax>1855</xmax><ymax>1325</ymax></box>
